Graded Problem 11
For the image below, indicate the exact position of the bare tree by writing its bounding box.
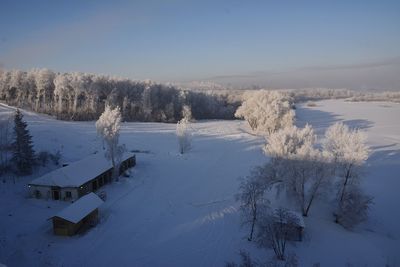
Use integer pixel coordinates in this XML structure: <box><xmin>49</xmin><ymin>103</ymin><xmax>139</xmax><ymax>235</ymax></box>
<box><xmin>256</xmin><ymin>208</ymin><xmax>299</xmax><ymax>261</ymax></box>
<box><xmin>236</xmin><ymin>167</ymin><xmax>270</xmax><ymax>241</ymax></box>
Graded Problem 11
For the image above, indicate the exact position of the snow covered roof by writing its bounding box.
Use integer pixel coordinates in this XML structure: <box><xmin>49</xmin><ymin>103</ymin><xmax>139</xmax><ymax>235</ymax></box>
<box><xmin>29</xmin><ymin>152</ymin><xmax>135</xmax><ymax>188</ymax></box>
<box><xmin>52</xmin><ymin>193</ymin><xmax>103</xmax><ymax>223</ymax></box>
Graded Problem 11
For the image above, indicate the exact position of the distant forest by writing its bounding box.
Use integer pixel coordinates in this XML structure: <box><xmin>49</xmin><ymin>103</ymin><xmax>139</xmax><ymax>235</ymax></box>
<box><xmin>1</xmin><ymin>69</ymin><xmax>399</xmax><ymax>122</ymax></box>
<box><xmin>0</xmin><ymin>69</ymin><xmax>239</xmax><ymax>122</ymax></box>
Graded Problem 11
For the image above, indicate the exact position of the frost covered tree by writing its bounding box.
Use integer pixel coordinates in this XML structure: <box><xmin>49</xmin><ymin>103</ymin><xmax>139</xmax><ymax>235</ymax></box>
<box><xmin>264</xmin><ymin>125</ymin><xmax>333</xmax><ymax>216</ymax></box>
<box><xmin>34</xmin><ymin>68</ymin><xmax>55</xmax><ymax>112</ymax></box>
<box><xmin>236</xmin><ymin>167</ymin><xmax>269</xmax><ymax>241</ymax></box>
<box><xmin>11</xmin><ymin>109</ymin><xmax>35</xmax><ymax>175</ymax></box>
<box><xmin>235</xmin><ymin>90</ymin><xmax>294</xmax><ymax>135</ymax></box>
<box><xmin>0</xmin><ymin>68</ymin><xmax>240</xmax><ymax>122</ymax></box>
<box><xmin>96</xmin><ymin>105</ymin><xmax>124</xmax><ymax>181</ymax></box>
<box><xmin>323</xmin><ymin>122</ymin><xmax>371</xmax><ymax>225</ymax></box>
<box><xmin>176</xmin><ymin>106</ymin><xmax>192</xmax><ymax>154</ymax></box>
<box><xmin>264</xmin><ymin>125</ymin><xmax>315</xmax><ymax>159</ymax></box>
<box><xmin>181</xmin><ymin>104</ymin><xmax>193</xmax><ymax>121</ymax></box>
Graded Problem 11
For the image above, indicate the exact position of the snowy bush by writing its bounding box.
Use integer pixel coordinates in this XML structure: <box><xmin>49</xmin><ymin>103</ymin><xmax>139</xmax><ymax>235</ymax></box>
<box><xmin>335</xmin><ymin>186</ymin><xmax>373</xmax><ymax>229</ymax></box>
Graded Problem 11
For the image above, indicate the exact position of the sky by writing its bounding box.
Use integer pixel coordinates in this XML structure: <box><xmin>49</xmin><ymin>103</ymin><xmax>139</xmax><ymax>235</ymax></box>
<box><xmin>0</xmin><ymin>0</ymin><xmax>399</xmax><ymax>90</ymax></box>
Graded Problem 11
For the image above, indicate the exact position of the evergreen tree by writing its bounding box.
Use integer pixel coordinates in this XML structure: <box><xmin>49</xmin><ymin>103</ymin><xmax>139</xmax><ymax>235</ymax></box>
<box><xmin>12</xmin><ymin>109</ymin><xmax>35</xmax><ymax>175</ymax></box>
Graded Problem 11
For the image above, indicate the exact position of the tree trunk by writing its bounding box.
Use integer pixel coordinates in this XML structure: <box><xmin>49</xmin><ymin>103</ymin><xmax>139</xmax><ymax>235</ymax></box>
<box><xmin>248</xmin><ymin>202</ymin><xmax>257</xmax><ymax>241</ymax></box>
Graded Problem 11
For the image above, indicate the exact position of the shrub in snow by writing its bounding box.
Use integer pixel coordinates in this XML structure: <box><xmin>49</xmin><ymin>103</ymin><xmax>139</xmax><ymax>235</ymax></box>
<box><xmin>96</xmin><ymin>105</ymin><xmax>125</xmax><ymax>180</ymax></box>
<box><xmin>306</xmin><ymin>102</ymin><xmax>317</xmax><ymax>107</ymax></box>
<box><xmin>225</xmin><ymin>250</ymin><xmax>258</xmax><ymax>267</ymax></box>
<box><xmin>235</xmin><ymin>90</ymin><xmax>294</xmax><ymax>135</ymax></box>
<box><xmin>335</xmin><ymin>186</ymin><xmax>373</xmax><ymax>229</ymax></box>
<box><xmin>265</xmin><ymin>252</ymin><xmax>299</xmax><ymax>267</ymax></box>
<box><xmin>12</xmin><ymin>109</ymin><xmax>35</xmax><ymax>175</ymax></box>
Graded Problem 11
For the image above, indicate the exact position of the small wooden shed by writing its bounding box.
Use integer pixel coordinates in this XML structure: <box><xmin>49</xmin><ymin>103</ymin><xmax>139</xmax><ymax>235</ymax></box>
<box><xmin>50</xmin><ymin>193</ymin><xmax>104</xmax><ymax>236</ymax></box>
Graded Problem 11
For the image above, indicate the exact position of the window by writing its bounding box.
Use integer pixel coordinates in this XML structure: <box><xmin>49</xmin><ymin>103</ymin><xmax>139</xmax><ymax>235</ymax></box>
<box><xmin>65</xmin><ymin>191</ymin><xmax>72</xmax><ymax>199</ymax></box>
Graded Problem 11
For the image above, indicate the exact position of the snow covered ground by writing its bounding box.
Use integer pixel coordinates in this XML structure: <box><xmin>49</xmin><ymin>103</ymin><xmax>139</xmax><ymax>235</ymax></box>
<box><xmin>0</xmin><ymin>100</ymin><xmax>399</xmax><ymax>267</ymax></box>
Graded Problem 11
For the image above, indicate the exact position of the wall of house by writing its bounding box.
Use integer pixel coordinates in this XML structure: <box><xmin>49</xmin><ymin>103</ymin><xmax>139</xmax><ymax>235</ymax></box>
<box><xmin>119</xmin><ymin>156</ymin><xmax>136</xmax><ymax>175</ymax></box>
<box><xmin>52</xmin><ymin>209</ymin><xmax>99</xmax><ymax>236</ymax></box>
<box><xmin>29</xmin><ymin>185</ymin><xmax>51</xmax><ymax>200</ymax></box>
<box><xmin>52</xmin><ymin>217</ymin><xmax>83</xmax><ymax>236</ymax></box>
<box><xmin>60</xmin><ymin>188</ymin><xmax>79</xmax><ymax>201</ymax></box>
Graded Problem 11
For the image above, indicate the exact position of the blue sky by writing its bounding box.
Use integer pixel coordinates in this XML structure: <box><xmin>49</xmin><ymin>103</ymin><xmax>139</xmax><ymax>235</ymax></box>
<box><xmin>0</xmin><ymin>0</ymin><xmax>399</xmax><ymax>89</ymax></box>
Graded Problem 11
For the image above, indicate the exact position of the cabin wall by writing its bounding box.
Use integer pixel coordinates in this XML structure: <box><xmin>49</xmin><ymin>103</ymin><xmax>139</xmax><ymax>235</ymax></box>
<box><xmin>119</xmin><ymin>156</ymin><xmax>136</xmax><ymax>175</ymax></box>
<box><xmin>52</xmin><ymin>209</ymin><xmax>99</xmax><ymax>236</ymax></box>
<box><xmin>60</xmin><ymin>187</ymin><xmax>79</xmax><ymax>201</ymax></box>
<box><xmin>29</xmin><ymin>185</ymin><xmax>51</xmax><ymax>199</ymax></box>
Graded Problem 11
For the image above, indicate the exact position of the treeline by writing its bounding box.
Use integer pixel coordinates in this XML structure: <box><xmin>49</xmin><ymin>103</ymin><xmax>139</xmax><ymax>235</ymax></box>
<box><xmin>0</xmin><ymin>69</ymin><xmax>239</xmax><ymax>122</ymax></box>
<box><xmin>287</xmin><ymin>88</ymin><xmax>400</xmax><ymax>103</ymax></box>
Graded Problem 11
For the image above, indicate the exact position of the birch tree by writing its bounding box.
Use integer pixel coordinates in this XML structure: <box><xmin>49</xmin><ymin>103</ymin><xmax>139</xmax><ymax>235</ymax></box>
<box><xmin>264</xmin><ymin>125</ymin><xmax>333</xmax><ymax>216</ymax></box>
<box><xmin>176</xmin><ymin>106</ymin><xmax>192</xmax><ymax>154</ymax></box>
<box><xmin>96</xmin><ymin>105</ymin><xmax>124</xmax><ymax>181</ymax></box>
<box><xmin>323</xmin><ymin>122</ymin><xmax>371</xmax><ymax>225</ymax></box>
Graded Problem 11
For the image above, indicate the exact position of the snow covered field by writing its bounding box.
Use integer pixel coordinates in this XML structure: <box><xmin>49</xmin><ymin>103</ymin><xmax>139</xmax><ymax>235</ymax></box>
<box><xmin>0</xmin><ymin>100</ymin><xmax>399</xmax><ymax>267</ymax></box>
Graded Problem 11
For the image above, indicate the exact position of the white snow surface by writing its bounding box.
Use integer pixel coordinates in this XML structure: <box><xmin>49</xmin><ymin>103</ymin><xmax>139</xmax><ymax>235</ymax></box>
<box><xmin>0</xmin><ymin>100</ymin><xmax>399</xmax><ymax>267</ymax></box>
<box><xmin>52</xmin><ymin>193</ymin><xmax>103</xmax><ymax>224</ymax></box>
<box><xmin>29</xmin><ymin>152</ymin><xmax>134</xmax><ymax>187</ymax></box>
